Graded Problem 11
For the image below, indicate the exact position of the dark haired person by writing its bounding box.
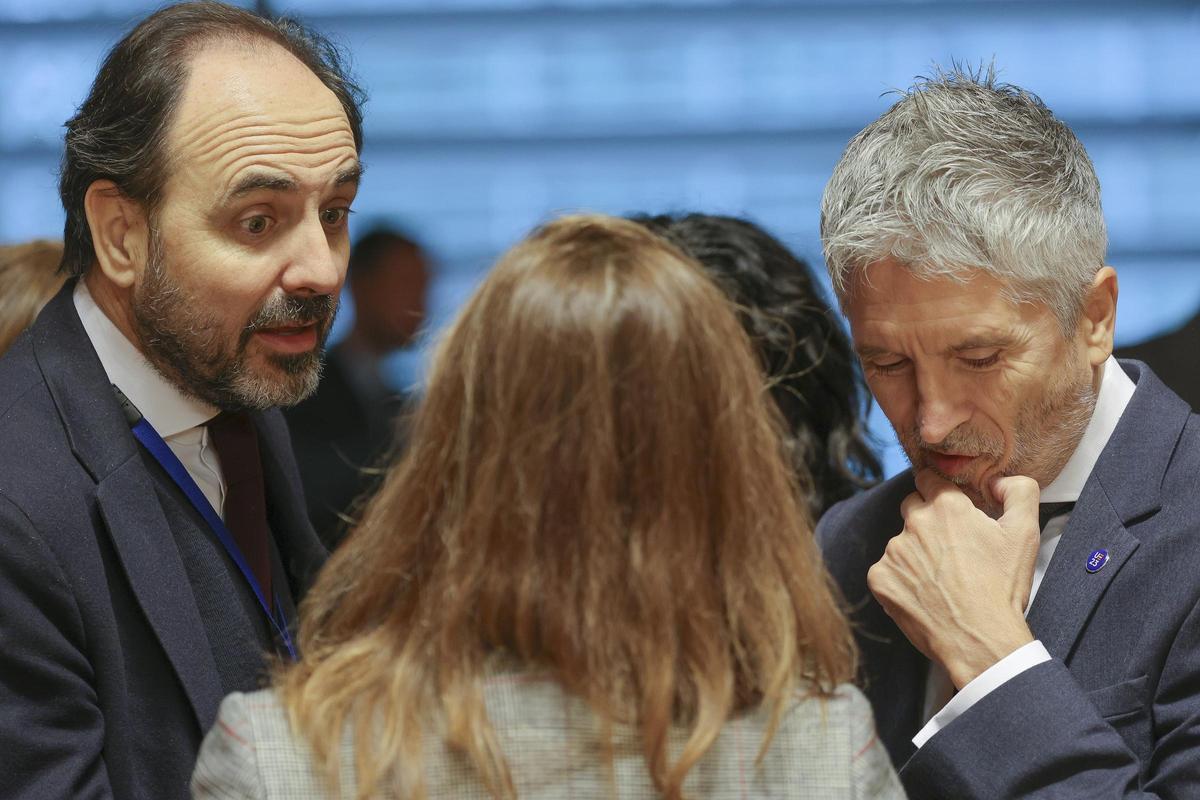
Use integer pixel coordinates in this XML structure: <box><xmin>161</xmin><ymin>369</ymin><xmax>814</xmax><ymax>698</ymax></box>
<box><xmin>0</xmin><ymin>2</ymin><xmax>363</xmax><ymax>797</ymax></box>
<box><xmin>285</xmin><ymin>227</ymin><xmax>429</xmax><ymax>548</ymax></box>
<box><xmin>633</xmin><ymin>213</ymin><xmax>881</xmax><ymax>519</ymax></box>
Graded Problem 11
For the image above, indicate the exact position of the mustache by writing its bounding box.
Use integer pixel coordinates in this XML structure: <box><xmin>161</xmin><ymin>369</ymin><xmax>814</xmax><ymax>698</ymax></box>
<box><xmin>245</xmin><ymin>294</ymin><xmax>338</xmax><ymax>332</ymax></box>
<box><xmin>903</xmin><ymin>425</ymin><xmax>1003</xmax><ymax>460</ymax></box>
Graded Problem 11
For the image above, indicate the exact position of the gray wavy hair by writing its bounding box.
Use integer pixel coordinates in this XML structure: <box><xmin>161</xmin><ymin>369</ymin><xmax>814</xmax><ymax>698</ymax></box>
<box><xmin>820</xmin><ymin>65</ymin><xmax>1106</xmax><ymax>333</ymax></box>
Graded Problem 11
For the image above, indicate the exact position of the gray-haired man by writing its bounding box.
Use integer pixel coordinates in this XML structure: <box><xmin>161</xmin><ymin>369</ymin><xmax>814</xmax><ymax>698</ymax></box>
<box><xmin>818</xmin><ymin>67</ymin><xmax>1200</xmax><ymax>798</ymax></box>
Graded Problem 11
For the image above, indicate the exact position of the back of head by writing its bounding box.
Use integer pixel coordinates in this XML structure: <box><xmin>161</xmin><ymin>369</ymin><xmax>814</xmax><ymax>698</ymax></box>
<box><xmin>283</xmin><ymin>214</ymin><xmax>856</xmax><ymax>799</ymax></box>
<box><xmin>821</xmin><ymin>64</ymin><xmax>1106</xmax><ymax>331</ymax></box>
<box><xmin>58</xmin><ymin>0</ymin><xmax>364</xmax><ymax>278</ymax></box>
<box><xmin>633</xmin><ymin>213</ymin><xmax>881</xmax><ymax>516</ymax></box>
<box><xmin>0</xmin><ymin>240</ymin><xmax>66</xmax><ymax>355</ymax></box>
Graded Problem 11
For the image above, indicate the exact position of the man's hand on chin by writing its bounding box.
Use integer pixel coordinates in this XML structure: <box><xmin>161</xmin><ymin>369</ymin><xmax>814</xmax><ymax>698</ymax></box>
<box><xmin>867</xmin><ymin>469</ymin><xmax>1043</xmax><ymax>689</ymax></box>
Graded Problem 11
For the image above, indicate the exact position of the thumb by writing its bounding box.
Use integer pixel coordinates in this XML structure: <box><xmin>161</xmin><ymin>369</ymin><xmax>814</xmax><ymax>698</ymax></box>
<box><xmin>993</xmin><ymin>475</ymin><xmax>1041</xmax><ymax>535</ymax></box>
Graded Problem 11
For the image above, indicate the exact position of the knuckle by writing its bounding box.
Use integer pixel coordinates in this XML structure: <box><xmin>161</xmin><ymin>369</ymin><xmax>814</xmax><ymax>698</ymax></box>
<box><xmin>882</xmin><ymin>536</ymin><xmax>904</xmax><ymax>559</ymax></box>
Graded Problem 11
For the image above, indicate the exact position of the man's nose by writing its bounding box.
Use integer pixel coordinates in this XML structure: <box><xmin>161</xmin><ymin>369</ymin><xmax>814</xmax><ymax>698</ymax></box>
<box><xmin>915</xmin><ymin>376</ymin><xmax>972</xmax><ymax>445</ymax></box>
<box><xmin>281</xmin><ymin>217</ymin><xmax>345</xmax><ymax>297</ymax></box>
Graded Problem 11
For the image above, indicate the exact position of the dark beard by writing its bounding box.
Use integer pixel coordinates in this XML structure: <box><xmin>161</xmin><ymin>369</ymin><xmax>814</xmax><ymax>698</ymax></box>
<box><xmin>131</xmin><ymin>240</ymin><xmax>337</xmax><ymax>411</ymax></box>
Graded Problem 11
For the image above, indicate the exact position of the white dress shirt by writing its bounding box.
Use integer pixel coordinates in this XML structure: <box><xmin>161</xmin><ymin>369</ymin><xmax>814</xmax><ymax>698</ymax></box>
<box><xmin>74</xmin><ymin>281</ymin><xmax>228</xmax><ymax>519</ymax></box>
<box><xmin>913</xmin><ymin>356</ymin><xmax>1137</xmax><ymax>748</ymax></box>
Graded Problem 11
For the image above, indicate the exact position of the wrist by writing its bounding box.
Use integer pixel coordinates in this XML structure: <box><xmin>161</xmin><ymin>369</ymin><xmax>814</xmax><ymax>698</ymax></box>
<box><xmin>941</xmin><ymin>625</ymin><xmax>1035</xmax><ymax>689</ymax></box>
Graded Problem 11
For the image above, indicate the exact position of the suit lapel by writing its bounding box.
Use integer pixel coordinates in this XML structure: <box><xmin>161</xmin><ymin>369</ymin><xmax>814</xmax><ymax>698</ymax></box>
<box><xmin>31</xmin><ymin>284</ymin><xmax>223</xmax><ymax>730</ymax></box>
<box><xmin>1025</xmin><ymin>483</ymin><xmax>1139</xmax><ymax>661</ymax></box>
<box><xmin>1025</xmin><ymin>360</ymin><xmax>1188</xmax><ymax>664</ymax></box>
<box><xmin>95</xmin><ymin>461</ymin><xmax>224</xmax><ymax>729</ymax></box>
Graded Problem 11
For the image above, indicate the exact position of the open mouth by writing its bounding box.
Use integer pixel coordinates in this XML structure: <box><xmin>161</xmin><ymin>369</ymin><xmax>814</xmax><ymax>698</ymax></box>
<box><xmin>254</xmin><ymin>324</ymin><xmax>318</xmax><ymax>353</ymax></box>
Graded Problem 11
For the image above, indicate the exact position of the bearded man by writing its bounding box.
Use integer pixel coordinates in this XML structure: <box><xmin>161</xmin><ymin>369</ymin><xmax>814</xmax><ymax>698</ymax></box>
<box><xmin>0</xmin><ymin>3</ymin><xmax>363</xmax><ymax>798</ymax></box>
<box><xmin>818</xmin><ymin>67</ymin><xmax>1200</xmax><ymax>798</ymax></box>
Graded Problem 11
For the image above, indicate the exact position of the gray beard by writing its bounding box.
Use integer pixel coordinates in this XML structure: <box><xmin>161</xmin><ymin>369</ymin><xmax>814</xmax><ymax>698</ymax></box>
<box><xmin>899</xmin><ymin>369</ymin><xmax>1098</xmax><ymax>513</ymax></box>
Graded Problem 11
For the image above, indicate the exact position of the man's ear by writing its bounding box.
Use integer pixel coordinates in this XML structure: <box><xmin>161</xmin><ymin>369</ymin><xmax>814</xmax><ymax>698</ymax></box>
<box><xmin>1080</xmin><ymin>266</ymin><xmax>1118</xmax><ymax>367</ymax></box>
<box><xmin>84</xmin><ymin>180</ymin><xmax>149</xmax><ymax>289</ymax></box>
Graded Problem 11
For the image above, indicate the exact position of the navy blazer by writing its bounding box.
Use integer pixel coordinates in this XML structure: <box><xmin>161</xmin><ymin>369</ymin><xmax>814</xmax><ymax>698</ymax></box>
<box><xmin>818</xmin><ymin>361</ymin><xmax>1200</xmax><ymax>799</ymax></box>
<box><xmin>0</xmin><ymin>285</ymin><xmax>327</xmax><ymax>800</ymax></box>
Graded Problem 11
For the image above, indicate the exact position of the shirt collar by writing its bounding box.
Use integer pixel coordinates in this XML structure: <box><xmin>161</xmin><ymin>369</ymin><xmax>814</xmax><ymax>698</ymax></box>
<box><xmin>74</xmin><ymin>280</ymin><xmax>219</xmax><ymax>437</ymax></box>
<box><xmin>1039</xmin><ymin>355</ymin><xmax>1136</xmax><ymax>503</ymax></box>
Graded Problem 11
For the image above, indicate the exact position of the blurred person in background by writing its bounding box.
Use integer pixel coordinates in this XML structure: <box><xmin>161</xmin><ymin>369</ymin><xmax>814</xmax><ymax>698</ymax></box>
<box><xmin>0</xmin><ymin>238</ymin><xmax>65</xmax><ymax>355</ymax></box>
<box><xmin>0</xmin><ymin>3</ymin><xmax>362</xmax><ymax>797</ymax></box>
<box><xmin>286</xmin><ymin>226</ymin><xmax>430</xmax><ymax>549</ymax></box>
<box><xmin>819</xmin><ymin>66</ymin><xmax>1200</xmax><ymax>797</ymax></box>
<box><xmin>633</xmin><ymin>212</ymin><xmax>881</xmax><ymax>520</ymax></box>
<box><xmin>192</xmin><ymin>214</ymin><xmax>902</xmax><ymax>799</ymax></box>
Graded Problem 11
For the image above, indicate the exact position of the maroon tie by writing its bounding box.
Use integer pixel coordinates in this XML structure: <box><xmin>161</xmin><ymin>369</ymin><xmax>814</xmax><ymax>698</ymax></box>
<box><xmin>207</xmin><ymin>412</ymin><xmax>273</xmax><ymax>609</ymax></box>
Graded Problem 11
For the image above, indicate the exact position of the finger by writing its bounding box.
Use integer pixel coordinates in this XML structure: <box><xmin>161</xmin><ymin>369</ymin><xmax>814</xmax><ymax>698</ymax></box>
<box><xmin>914</xmin><ymin>467</ymin><xmax>958</xmax><ymax>502</ymax></box>
<box><xmin>900</xmin><ymin>491</ymin><xmax>925</xmax><ymax>520</ymax></box>
<box><xmin>994</xmin><ymin>475</ymin><xmax>1041</xmax><ymax>531</ymax></box>
<box><xmin>867</xmin><ymin>561</ymin><xmax>900</xmax><ymax>606</ymax></box>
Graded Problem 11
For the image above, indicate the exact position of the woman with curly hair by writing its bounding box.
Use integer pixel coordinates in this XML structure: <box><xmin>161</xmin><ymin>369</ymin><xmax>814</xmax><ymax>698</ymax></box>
<box><xmin>633</xmin><ymin>213</ymin><xmax>882</xmax><ymax>519</ymax></box>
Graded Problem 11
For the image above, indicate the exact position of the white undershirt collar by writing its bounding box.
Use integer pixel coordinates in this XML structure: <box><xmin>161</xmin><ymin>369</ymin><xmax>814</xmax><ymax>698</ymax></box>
<box><xmin>1038</xmin><ymin>355</ymin><xmax>1136</xmax><ymax>503</ymax></box>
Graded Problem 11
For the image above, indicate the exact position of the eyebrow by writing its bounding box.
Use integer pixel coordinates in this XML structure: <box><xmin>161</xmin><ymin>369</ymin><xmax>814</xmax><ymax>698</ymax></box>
<box><xmin>949</xmin><ymin>336</ymin><xmax>1014</xmax><ymax>353</ymax></box>
<box><xmin>334</xmin><ymin>162</ymin><xmax>364</xmax><ymax>188</ymax></box>
<box><xmin>853</xmin><ymin>335</ymin><xmax>1015</xmax><ymax>360</ymax></box>
<box><xmin>223</xmin><ymin>161</ymin><xmax>365</xmax><ymax>203</ymax></box>
<box><xmin>226</xmin><ymin>172</ymin><xmax>297</xmax><ymax>200</ymax></box>
<box><xmin>854</xmin><ymin>345</ymin><xmax>890</xmax><ymax>360</ymax></box>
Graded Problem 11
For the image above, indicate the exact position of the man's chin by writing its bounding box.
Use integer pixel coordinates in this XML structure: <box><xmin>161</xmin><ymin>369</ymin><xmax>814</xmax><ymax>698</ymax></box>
<box><xmin>214</xmin><ymin>350</ymin><xmax>322</xmax><ymax>411</ymax></box>
<box><xmin>913</xmin><ymin>456</ymin><xmax>1002</xmax><ymax>513</ymax></box>
<box><xmin>260</xmin><ymin>356</ymin><xmax>321</xmax><ymax>402</ymax></box>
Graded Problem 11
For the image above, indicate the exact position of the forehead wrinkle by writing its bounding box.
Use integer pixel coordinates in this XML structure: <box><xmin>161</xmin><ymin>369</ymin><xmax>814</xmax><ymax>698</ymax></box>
<box><xmin>172</xmin><ymin>108</ymin><xmax>264</xmax><ymax>158</ymax></box>
<box><xmin>217</xmin><ymin>150</ymin><xmax>359</xmax><ymax>201</ymax></box>
<box><xmin>178</xmin><ymin>116</ymin><xmax>356</xmax><ymax>200</ymax></box>
<box><xmin>183</xmin><ymin>116</ymin><xmax>354</xmax><ymax>166</ymax></box>
<box><xmin>209</xmin><ymin>134</ymin><xmax>357</xmax><ymax>176</ymax></box>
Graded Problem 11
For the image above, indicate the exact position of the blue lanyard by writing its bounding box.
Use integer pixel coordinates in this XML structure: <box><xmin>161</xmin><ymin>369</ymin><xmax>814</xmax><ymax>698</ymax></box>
<box><xmin>115</xmin><ymin>387</ymin><xmax>297</xmax><ymax>660</ymax></box>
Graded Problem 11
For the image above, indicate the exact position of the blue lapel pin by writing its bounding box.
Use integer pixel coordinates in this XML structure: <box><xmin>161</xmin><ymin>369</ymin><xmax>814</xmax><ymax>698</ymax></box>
<box><xmin>1086</xmin><ymin>549</ymin><xmax>1109</xmax><ymax>573</ymax></box>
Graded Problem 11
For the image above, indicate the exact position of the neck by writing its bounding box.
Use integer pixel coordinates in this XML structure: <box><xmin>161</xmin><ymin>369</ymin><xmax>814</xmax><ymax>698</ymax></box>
<box><xmin>84</xmin><ymin>270</ymin><xmax>145</xmax><ymax>355</ymax></box>
<box><xmin>1092</xmin><ymin>356</ymin><xmax>1108</xmax><ymax>395</ymax></box>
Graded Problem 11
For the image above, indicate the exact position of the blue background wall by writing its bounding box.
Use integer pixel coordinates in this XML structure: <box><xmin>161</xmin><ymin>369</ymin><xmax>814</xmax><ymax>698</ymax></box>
<box><xmin>3</xmin><ymin>0</ymin><xmax>1198</xmax><ymax>474</ymax></box>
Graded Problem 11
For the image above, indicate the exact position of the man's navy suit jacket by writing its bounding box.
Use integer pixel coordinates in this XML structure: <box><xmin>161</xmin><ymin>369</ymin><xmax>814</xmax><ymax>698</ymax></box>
<box><xmin>0</xmin><ymin>285</ymin><xmax>327</xmax><ymax>799</ymax></box>
<box><xmin>818</xmin><ymin>361</ymin><xmax>1200</xmax><ymax>799</ymax></box>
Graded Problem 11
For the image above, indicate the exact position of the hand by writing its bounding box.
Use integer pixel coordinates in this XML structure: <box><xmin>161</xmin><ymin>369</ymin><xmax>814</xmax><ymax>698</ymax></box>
<box><xmin>867</xmin><ymin>469</ymin><xmax>1042</xmax><ymax>689</ymax></box>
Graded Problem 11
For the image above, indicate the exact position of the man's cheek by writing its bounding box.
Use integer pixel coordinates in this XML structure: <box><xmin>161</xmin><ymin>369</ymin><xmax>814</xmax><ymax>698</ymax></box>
<box><xmin>872</xmin><ymin>391</ymin><xmax>913</xmax><ymax>438</ymax></box>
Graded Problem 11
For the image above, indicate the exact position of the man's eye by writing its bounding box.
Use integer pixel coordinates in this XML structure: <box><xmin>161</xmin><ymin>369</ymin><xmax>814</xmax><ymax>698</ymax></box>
<box><xmin>241</xmin><ymin>215</ymin><xmax>272</xmax><ymax>235</ymax></box>
<box><xmin>871</xmin><ymin>359</ymin><xmax>908</xmax><ymax>376</ymax></box>
<box><xmin>321</xmin><ymin>207</ymin><xmax>351</xmax><ymax>227</ymax></box>
<box><xmin>962</xmin><ymin>353</ymin><xmax>1000</xmax><ymax>370</ymax></box>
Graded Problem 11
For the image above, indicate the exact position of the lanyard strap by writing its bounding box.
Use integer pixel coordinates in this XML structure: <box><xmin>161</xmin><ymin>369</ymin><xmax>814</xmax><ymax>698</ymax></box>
<box><xmin>117</xmin><ymin>389</ymin><xmax>297</xmax><ymax>660</ymax></box>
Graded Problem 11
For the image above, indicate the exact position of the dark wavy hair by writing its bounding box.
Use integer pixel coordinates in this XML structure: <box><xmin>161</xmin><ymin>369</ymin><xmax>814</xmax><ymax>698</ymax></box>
<box><xmin>633</xmin><ymin>213</ymin><xmax>882</xmax><ymax>517</ymax></box>
<box><xmin>58</xmin><ymin>0</ymin><xmax>365</xmax><ymax>278</ymax></box>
